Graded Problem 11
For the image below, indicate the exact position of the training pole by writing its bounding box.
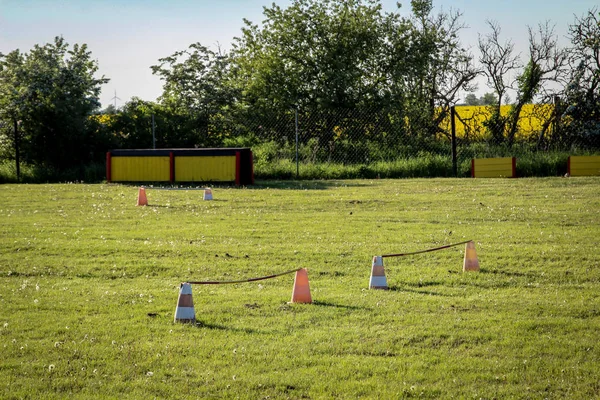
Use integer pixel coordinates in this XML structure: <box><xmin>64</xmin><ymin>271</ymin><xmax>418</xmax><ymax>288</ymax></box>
<box><xmin>186</xmin><ymin>268</ymin><xmax>302</xmax><ymax>285</ymax></box>
<box><xmin>381</xmin><ymin>240</ymin><xmax>472</xmax><ymax>258</ymax></box>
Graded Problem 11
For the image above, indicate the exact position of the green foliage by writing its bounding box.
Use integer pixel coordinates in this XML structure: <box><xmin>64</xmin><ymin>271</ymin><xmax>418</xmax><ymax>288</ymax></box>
<box><xmin>483</xmin><ymin>108</ymin><xmax>508</xmax><ymax>145</ymax></box>
<box><xmin>0</xmin><ymin>37</ymin><xmax>107</xmax><ymax>169</ymax></box>
<box><xmin>152</xmin><ymin>43</ymin><xmax>235</xmax><ymax>113</ymax></box>
<box><xmin>516</xmin><ymin>60</ymin><xmax>544</xmax><ymax>105</ymax></box>
<box><xmin>1</xmin><ymin>180</ymin><xmax>599</xmax><ymax>398</ymax></box>
<box><xmin>561</xmin><ymin>9</ymin><xmax>600</xmax><ymax>142</ymax></box>
<box><xmin>150</xmin><ymin>44</ymin><xmax>238</xmax><ymax>147</ymax></box>
<box><xmin>143</xmin><ymin>0</ymin><xmax>477</xmax><ymax>157</ymax></box>
<box><xmin>464</xmin><ymin>93</ymin><xmax>480</xmax><ymax>105</ymax></box>
<box><xmin>1</xmin><ymin>3</ymin><xmax>599</xmax><ymax>180</ymax></box>
<box><xmin>0</xmin><ymin>160</ymin><xmax>106</xmax><ymax>183</ymax></box>
<box><xmin>233</xmin><ymin>0</ymin><xmax>395</xmax><ymax>109</ymax></box>
<box><xmin>0</xmin><ymin>37</ymin><xmax>109</xmax><ymax>173</ymax></box>
<box><xmin>480</xmin><ymin>92</ymin><xmax>499</xmax><ymax>106</ymax></box>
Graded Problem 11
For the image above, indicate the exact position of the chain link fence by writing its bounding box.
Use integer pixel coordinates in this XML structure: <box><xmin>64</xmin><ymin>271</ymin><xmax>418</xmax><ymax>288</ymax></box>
<box><xmin>219</xmin><ymin>102</ymin><xmax>599</xmax><ymax>178</ymax></box>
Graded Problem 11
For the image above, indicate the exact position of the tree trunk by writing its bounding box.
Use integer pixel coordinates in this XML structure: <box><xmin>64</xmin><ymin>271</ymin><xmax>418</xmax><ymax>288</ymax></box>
<box><xmin>507</xmin><ymin>102</ymin><xmax>525</xmax><ymax>148</ymax></box>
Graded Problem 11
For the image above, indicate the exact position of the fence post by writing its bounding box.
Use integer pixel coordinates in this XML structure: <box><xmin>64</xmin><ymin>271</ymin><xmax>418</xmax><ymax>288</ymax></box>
<box><xmin>295</xmin><ymin>106</ymin><xmax>299</xmax><ymax>179</ymax></box>
<box><xmin>152</xmin><ymin>114</ymin><xmax>156</xmax><ymax>149</ymax></box>
<box><xmin>552</xmin><ymin>95</ymin><xmax>560</xmax><ymax>145</ymax></box>
<box><xmin>13</xmin><ymin>119</ymin><xmax>20</xmax><ymax>182</ymax></box>
<box><xmin>451</xmin><ymin>105</ymin><xmax>457</xmax><ymax>177</ymax></box>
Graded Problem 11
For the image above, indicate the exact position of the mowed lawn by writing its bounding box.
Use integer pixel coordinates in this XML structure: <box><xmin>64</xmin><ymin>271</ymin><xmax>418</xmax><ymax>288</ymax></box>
<box><xmin>0</xmin><ymin>178</ymin><xmax>599</xmax><ymax>399</ymax></box>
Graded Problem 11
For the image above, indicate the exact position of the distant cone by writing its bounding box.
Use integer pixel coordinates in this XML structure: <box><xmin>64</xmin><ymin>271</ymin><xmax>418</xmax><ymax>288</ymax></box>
<box><xmin>137</xmin><ymin>187</ymin><xmax>148</xmax><ymax>206</ymax></box>
<box><xmin>290</xmin><ymin>268</ymin><xmax>312</xmax><ymax>303</ymax></box>
<box><xmin>203</xmin><ymin>188</ymin><xmax>213</xmax><ymax>201</ymax></box>
<box><xmin>369</xmin><ymin>256</ymin><xmax>388</xmax><ymax>289</ymax></box>
<box><xmin>174</xmin><ymin>282</ymin><xmax>196</xmax><ymax>323</ymax></box>
<box><xmin>463</xmin><ymin>241</ymin><xmax>480</xmax><ymax>272</ymax></box>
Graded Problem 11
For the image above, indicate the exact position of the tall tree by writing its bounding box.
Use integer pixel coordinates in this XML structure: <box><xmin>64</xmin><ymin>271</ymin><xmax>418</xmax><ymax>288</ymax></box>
<box><xmin>229</xmin><ymin>0</ymin><xmax>404</xmax><ymax>152</ymax></box>
<box><xmin>505</xmin><ymin>22</ymin><xmax>567</xmax><ymax>146</ymax></box>
<box><xmin>478</xmin><ymin>20</ymin><xmax>520</xmax><ymax>144</ymax></box>
<box><xmin>1</xmin><ymin>37</ymin><xmax>108</xmax><ymax>171</ymax></box>
<box><xmin>464</xmin><ymin>93</ymin><xmax>480</xmax><ymax>105</ymax></box>
<box><xmin>232</xmin><ymin>0</ymin><xmax>393</xmax><ymax>109</ymax></box>
<box><xmin>151</xmin><ymin>43</ymin><xmax>237</xmax><ymax>147</ymax></box>
<box><xmin>0</xmin><ymin>50</ymin><xmax>26</xmax><ymax>180</ymax></box>
<box><xmin>561</xmin><ymin>8</ymin><xmax>600</xmax><ymax>146</ymax></box>
<box><xmin>230</xmin><ymin>0</ymin><xmax>477</xmax><ymax>149</ymax></box>
<box><xmin>406</xmin><ymin>0</ymin><xmax>479</xmax><ymax>136</ymax></box>
<box><xmin>480</xmin><ymin>92</ymin><xmax>499</xmax><ymax>105</ymax></box>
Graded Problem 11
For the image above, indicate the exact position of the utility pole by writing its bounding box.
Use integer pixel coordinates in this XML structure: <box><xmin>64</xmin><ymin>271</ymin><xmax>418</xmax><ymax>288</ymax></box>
<box><xmin>295</xmin><ymin>106</ymin><xmax>299</xmax><ymax>179</ymax></box>
<box><xmin>152</xmin><ymin>114</ymin><xmax>156</xmax><ymax>149</ymax></box>
<box><xmin>451</xmin><ymin>106</ymin><xmax>457</xmax><ymax>177</ymax></box>
<box><xmin>13</xmin><ymin>118</ymin><xmax>20</xmax><ymax>182</ymax></box>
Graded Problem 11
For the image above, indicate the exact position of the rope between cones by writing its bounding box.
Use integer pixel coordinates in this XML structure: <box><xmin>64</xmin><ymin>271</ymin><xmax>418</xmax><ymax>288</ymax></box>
<box><xmin>381</xmin><ymin>240</ymin><xmax>473</xmax><ymax>258</ymax></box>
<box><xmin>186</xmin><ymin>268</ymin><xmax>302</xmax><ymax>285</ymax></box>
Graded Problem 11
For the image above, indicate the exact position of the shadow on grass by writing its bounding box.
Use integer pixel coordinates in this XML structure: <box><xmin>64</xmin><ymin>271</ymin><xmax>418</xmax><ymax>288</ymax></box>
<box><xmin>194</xmin><ymin>320</ymin><xmax>267</xmax><ymax>334</ymax></box>
<box><xmin>480</xmin><ymin>268</ymin><xmax>535</xmax><ymax>278</ymax></box>
<box><xmin>251</xmin><ymin>180</ymin><xmax>374</xmax><ymax>190</ymax></box>
<box><xmin>136</xmin><ymin>198</ymin><xmax>228</xmax><ymax>208</ymax></box>
<box><xmin>115</xmin><ymin>180</ymin><xmax>373</xmax><ymax>191</ymax></box>
<box><xmin>312</xmin><ymin>300</ymin><xmax>366</xmax><ymax>310</ymax></box>
<box><xmin>141</xmin><ymin>203</ymin><xmax>225</xmax><ymax>209</ymax></box>
<box><xmin>387</xmin><ymin>285</ymin><xmax>454</xmax><ymax>297</ymax></box>
<box><xmin>150</xmin><ymin>187</ymin><xmax>209</xmax><ymax>191</ymax></box>
<box><xmin>116</xmin><ymin>183</ymin><xmax>220</xmax><ymax>190</ymax></box>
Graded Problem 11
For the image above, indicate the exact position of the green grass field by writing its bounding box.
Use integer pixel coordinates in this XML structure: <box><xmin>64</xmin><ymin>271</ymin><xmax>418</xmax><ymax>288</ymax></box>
<box><xmin>1</xmin><ymin>178</ymin><xmax>599</xmax><ymax>399</ymax></box>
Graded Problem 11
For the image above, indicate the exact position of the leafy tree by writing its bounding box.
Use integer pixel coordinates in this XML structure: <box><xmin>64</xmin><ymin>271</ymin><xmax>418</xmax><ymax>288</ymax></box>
<box><xmin>464</xmin><ymin>93</ymin><xmax>480</xmax><ymax>105</ymax></box>
<box><xmin>406</xmin><ymin>0</ymin><xmax>479</xmax><ymax>137</ymax></box>
<box><xmin>561</xmin><ymin>8</ymin><xmax>600</xmax><ymax>146</ymax></box>
<box><xmin>506</xmin><ymin>22</ymin><xmax>567</xmax><ymax>146</ymax></box>
<box><xmin>233</xmin><ymin>0</ymin><xmax>392</xmax><ymax>109</ymax></box>
<box><xmin>101</xmin><ymin>104</ymin><xmax>119</xmax><ymax>115</ymax></box>
<box><xmin>229</xmin><ymin>0</ymin><xmax>477</xmax><ymax>154</ymax></box>
<box><xmin>228</xmin><ymin>0</ymin><xmax>410</xmax><ymax>156</ymax></box>
<box><xmin>463</xmin><ymin>92</ymin><xmax>496</xmax><ymax>106</ymax></box>
<box><xmin>0</xmin><ymin>50</ymin><xmax>26</xmax><ymax>180</ymax></box>
<box><xmin>479</xmin><ymin>20</ymin><xmax>566</xmax><ymax>146</ymax></box>
<box><xmin>151</xmin><ymin>43</ymin><xmax>236</xmax><ymax>147</ymax></box>
<box><xmin>480</xmin><ymin>92</ymin><xmax>498</xmax><ymax>105</ymax></box>
<box><xmin>0</xmin><ymin>37</ymin><xmax>108</xmax><ymax>172</ymax></box>
<box><xmin>104</xmin><ymin>98</ymin><xmax>155</xmax><ymax>149</ymax></box>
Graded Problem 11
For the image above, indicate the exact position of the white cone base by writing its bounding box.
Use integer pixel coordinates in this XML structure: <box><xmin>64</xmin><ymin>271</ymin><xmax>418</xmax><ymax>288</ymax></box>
<box><xmin>369</xmin><ymin>276</ymin><xmax>388</xmax><ymax>289</ymax></box>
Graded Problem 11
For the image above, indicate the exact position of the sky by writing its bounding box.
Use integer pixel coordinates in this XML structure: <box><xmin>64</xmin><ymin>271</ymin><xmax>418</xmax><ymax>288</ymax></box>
<box><xmin>1</xmin><ymin>0</ymin><xmax>598</xmax><ymax>108</ymax></box>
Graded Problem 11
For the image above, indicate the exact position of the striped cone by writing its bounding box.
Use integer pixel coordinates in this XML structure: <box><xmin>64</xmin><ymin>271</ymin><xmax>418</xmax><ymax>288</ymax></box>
<box><xmin>203</xmin><ymin>188</ymin><xmax>213</xmax><ymax>200</ymax></box>
<box><xmin>137</xmin><ymin>187</ymin><xmax>148</xmax><ymax>206</ymax></box>
<box><xmin>290</xmin><ymin>268</ymin><xmax>312</xmax><ymax>303</ymax></box>
<box><xmin>369</xmin><ymin>256</ymin><xmax>388</xmax><ymax>289</ymax></box>
<box><xmin>463</xmin><ymin>241</ymin><xmax>480</xmax><ymax>272</ymax></box>
<box><xmin>174</xmin><ymin>282</ymin><xmax>196</xmax><ymax>323</ymax></box>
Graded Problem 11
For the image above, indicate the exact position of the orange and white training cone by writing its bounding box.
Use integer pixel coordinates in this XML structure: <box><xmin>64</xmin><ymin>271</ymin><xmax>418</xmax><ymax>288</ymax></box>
<box><xmin>137</xmin><ymin>187</ymin><xmax>148</xmax><ymax>206</ymax></box>
<box><xmin>463</xmin><ymin>241</ymin><xmax>480</xmax><ymax>272</ymax></box>
<box><xmin>174</xmin><ymin>283</ymin><xmax>196</xmax><ymax>323</ymax></box>
<box><xmin>203</xmin><ymin>188</ymin><xmax>213</xmax><ymax>201</ymax></box>
<box><xmin>290</xmin><ymin>268</ymin><xmax>312</xmax><ymax>303</ymax></box>
<box><xmin>369</xmin><ymin>256</ymin><xmax>388</xmax><ymax>289</ymax></box>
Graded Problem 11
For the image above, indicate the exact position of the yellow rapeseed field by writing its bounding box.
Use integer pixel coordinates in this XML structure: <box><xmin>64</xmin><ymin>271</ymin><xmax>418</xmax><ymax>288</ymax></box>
<box><xmin>441</xmin><ymin>104</ymin><xmax>554</xmax><ymax>140</ymax></box>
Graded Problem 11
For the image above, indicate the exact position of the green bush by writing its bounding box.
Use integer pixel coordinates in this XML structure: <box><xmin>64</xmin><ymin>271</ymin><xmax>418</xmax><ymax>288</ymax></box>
<box><xmin>0</xmin><ymin>143</ymin><xmax>596</xmax><ymax>183</ymax></box>
<box><xmin>0</xmin><ymin>161</ymin><xmax>106</xmax><ymax>183</ymax></box>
